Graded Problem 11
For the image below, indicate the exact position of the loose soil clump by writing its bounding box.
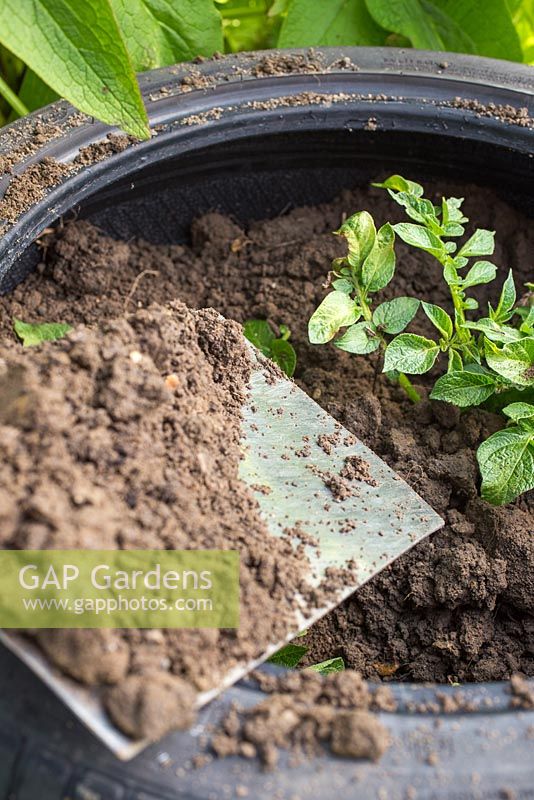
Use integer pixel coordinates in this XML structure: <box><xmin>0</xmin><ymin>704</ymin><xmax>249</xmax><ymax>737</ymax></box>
<box><xmin>0</xmin><ymin>181</ymin><xmax>532</xmax><ymax>698</ymax></box>
<box><xmin>210</xmin><ymin>670</ymin><xmax>392</xmax><ymax>769</ymax></box>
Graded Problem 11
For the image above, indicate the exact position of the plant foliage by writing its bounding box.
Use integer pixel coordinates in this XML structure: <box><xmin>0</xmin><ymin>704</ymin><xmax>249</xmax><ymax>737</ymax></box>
<box><xmin>267</xmin><ymin>641</ymin><xmax>345</xmax><ymax>673</ymax></box>
<box><xmin>244</xmin><ymin>319</ymin><xmax>297</xmax><ymax>377</ymax></box>
<box><xmin>0</xmin><ymin>1</ymin><xmax>533</xmax><ymax>133</ymax></box>
<box><xmin>13</xmin><ymin>318</ymin><xmax>72</xmax><ymax>347</ymax></box>
<box><xmin>309</xmin><ymin>175</ymin><xmax>534</xmax><ymax>506</ymax></box>
<box><xmin>267</xmin><ymin>642</ymin><xmax>308</xmax><ymax>667</ymax></box>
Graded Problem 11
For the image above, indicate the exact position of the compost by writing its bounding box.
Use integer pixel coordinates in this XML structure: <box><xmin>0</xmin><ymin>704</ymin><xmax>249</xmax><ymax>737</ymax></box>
<box><xmin>0</xmin><ymin>300</ymin><xmax>329</xmax><ymax>740</ymax></box>
<box><xmin>0</xmin><ymin>181</ymin><xmax>532</xmax><ymax>699</ymax></box>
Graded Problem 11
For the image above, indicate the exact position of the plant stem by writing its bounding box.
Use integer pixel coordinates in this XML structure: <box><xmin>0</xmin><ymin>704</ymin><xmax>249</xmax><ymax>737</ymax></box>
<box><xmin>354</xmin><ymin>277</ymin><xmax>421</xmax><ymax>403</ymax></box>
<box><xmin>398</xmin><ymin>372</ymin><xmax>421</xmax><ymax>403</ymax></box>
<box><xmin>0</xmin><ymin>74</ymin><xmax>28</xmax><ymax>118</ymax></box>
<box><xmin>440</xmin><ymin>254</ymin><xmax>472</xmax><ymax>347</ymax></box>
<box><xmin>354</xmin><ymin>281</ymin><xmax>373</xmax><ymax>322</ymax></box>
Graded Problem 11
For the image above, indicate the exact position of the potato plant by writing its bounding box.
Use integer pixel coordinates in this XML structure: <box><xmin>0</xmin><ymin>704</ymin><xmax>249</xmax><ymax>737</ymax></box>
<box><xmin>244</xmin><ymin>319</ymin><xmax>297</xmax><ymax>377</ymax></box>
<box><xmin>309</xmin><ymin>175</ymin><xmax>534</xmax><ymax>505</ymax></box>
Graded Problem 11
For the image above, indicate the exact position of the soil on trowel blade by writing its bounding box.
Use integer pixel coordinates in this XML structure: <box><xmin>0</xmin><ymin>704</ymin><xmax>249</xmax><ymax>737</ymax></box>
<box><xmin>0</xmin><ymin>180</ymin><xmax>532</xmax><ymax>701</ymax></box>
<box><xmin>0</xmin><ymin>301</ymin><xmax>327</xmax><ymax>740</ymax></box>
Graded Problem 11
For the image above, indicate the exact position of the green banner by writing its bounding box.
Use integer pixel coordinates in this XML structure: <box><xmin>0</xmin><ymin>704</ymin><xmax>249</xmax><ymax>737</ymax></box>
<box><xmin>0</xmin><ymin>550</ymin><xmax>239</xmax><ymax>628</ymax></box>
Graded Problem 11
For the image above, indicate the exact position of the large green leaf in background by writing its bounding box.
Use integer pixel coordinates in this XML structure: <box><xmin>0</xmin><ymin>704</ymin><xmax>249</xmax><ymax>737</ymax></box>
<box><xmin>111</xmin><ymin>0</ymin><xmax>224</xmax><ymax>71</ymax></box>
<box><xmin>365</xmin><ymin>0</ymin><xmax>522</xmax><ymax>60</ymax></box>
<box><xmin>0</xmin><ymin>0</ymin><xmax>149</xmax><ymax>138</ymax></box>
<box><xmin>512</xmin><ymin>0</ymin><xmax>534</xmax><ymax>62</ymax></box>
<box><xmin>365</xmin><ymin>0</ymin><xmax>451</xmax><ymax>49</ymax></box>
<box><xmin>435</xmin><ymin>0</ymin><xmax>522</xmax><ymax>60</ymax></box>
<box><xmin>278</xmin><ymin>0</ymin><xmax>387</xmax><ymax>47</ymax></box>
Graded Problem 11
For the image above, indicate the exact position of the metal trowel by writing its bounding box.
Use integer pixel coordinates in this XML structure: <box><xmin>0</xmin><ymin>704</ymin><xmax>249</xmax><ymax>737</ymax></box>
<box><xmin>0</xmin><ymin>347</ymin><xmax>443</xmax><ymax>760</ymax></box>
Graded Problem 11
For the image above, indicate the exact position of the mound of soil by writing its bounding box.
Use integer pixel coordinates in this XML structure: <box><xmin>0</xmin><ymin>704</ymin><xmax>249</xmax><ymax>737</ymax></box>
<box><xmin>0</xmin><ymin>181</ymin><xmax>532</xmax><ymax>690</ymax></box>
<box><xmin>0</xmin><ymin>301</ymin><xmax>324</xmax><ymax>740</ymax></box>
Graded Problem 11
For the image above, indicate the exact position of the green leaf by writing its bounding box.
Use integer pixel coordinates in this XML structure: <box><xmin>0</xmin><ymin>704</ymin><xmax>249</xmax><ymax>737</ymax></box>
<box><xmin>335</xmin><ymin>321</ymin><xmax>381</xmax><ymax>354</ymax></box>
<box><xmin>271</xmin><ymin>339</ymin><xmax>297</xmax><ymax>377</ymax></box>
<box><xmin>442</xmin><ymin>196</ymin><xmax>467</xmax><ymax>225</ymax></box>
<box><xmin>462</xmin><ymin>261</ymin><xmax>498</xmax><ymax>289</ymax></box>
<box><xmin>387</xmin><ymin>192</ymin><xmax>437</xmax><ymax>225</ymax></box>
<box><xmin>332</xmin><ymin>278</ymin><xmax>353</xmax><ymax>293</ymax></box>
<box><xmin>443</xmin><ymin>261</ymin><xmax>460</xmax><ymax>287</ymax></box>
<box><xmin>335</xmin><ymin>211</ymin><xmax>376</xmax><ymax>271</ymax></box>
<box><xmin>373</xmin><ymin>297</ymin><xmax>420</xmax><ymax>334</ymax></box>
<box><xmin>383</xmin><ymin>333</ymin><xmax>440</xmax><ymax>374</ymax></box>
<box><xmin>309</xmin><ymin>292</ymin><xmax>360</xmax><ymax>344</ymax></box>
<box><xmin>365</xmin><ymin>0</ymin><xmax>522</xmax><ymax>61</ymax></box>
<box><xmin>478</xmin><ymin>428</ymin><xmax>534</xmax><ymax>505</ymax></box>
<box><xmin>0</xmin><ymin>0</ymin><xmax>149</xmax><ymax>139</ymax></box>
<box><xmin>270</xmin><ymin>0</ymin><xmax>291</xmax><ymax>15</ymax></box>
<box><xmin>485</xmin><ymin>337</ymin><xmax>534</xmax><ymax>387</ymax></box>
<box><xmin>267</xmin><ymin>643</ymin><xmax>308</xmax><ymax>668</ymax></box>
<box><xmin>244</xmin><ymin>319</ymin><xmax>297</xmax><ymax>377</ymax></box>
<box><xmin>393</xmin><ymin>223</ymin><xmax>444</xmax><ymax>257</ymax></box>
<box><xmin>278</xmin><ymin>0</ymin><xmax>386</xmax><ymax>47</ymax></box>
<box><xmin>243</xmin><ymin>319</ymin><xmax>275</xmax><ymax>356</ymax></box>
<box><xmin>442</xmin><ymin>222</ymin><xmax>465</xmax><ymax>237</ymax></box>
<box><xmin>430</xmin><ymin>370</ymin><xmax>496</xmax><ymax>407</ymax></box>
<box><xmin>373</xmin><ymin>175</ymin><xmax>423</xmax><ymax>196</ymax></box>
<box><xmin>513</xmin><ymin>0</ymin><xmax>534</xmax><ymax>63</ymax></box>
<box><xmin>367</xmin><ymin>0</ymin><xmax>473</xmax><ymax>52</ymax></box>
<box><xmin>422</xmin><ymin>302</ymin><xmax>453</xmax><ymax>340</ymax></box>
<box><xmin>279</xmin><ymin>324</ymin><xmax>291</xmax><ymax>341</ymax></box>
<box><xmin>458</xmin><ymin>229</ymin><xmax>495</xmax><ymax>258</ymax></box>
<box><xmin>463</xmin><ymin>297</ymin><xmax>479</xmax><ymax>311</ymax></box>
<box><xmin>465</xmin><ymin>318</ymin><xmax>523</xmax><ymax>344</ymax></box>
<box><xmin>306</xmin><ymin>656</ymin><xmax>345</xmax><ymax>675</ymax></box>
<box><xmin>433</xmin><ymin>0</ymin><xmax>522</xmax><ymax>61</ymax></box>
<box><xmin>519</xmin><ymin>305</ymin><xmax>534</xmax><ymax>334</ymax></box>
<box><xmin>13</xmin><ymin>318</ymin><xmax>72</xmax><ymax>347</ymax></box>
<box><xmin>361</xmin><ymin>223</ymin><xmax>396</xmax><ymax>292</ymax></box>
<box><xmin>503</xmin><ymin>402</ymin><xmax>534</xmax><ymax>422</ymax></box>
<box><xmin>448</xmin><ymin>349</ymin><xmax>463</xmax><ymax>372</ymax></box>
<box><xmin>111</xmin><ymin>0</ymin><xmax>223</xmax><ymax>72</ymax></box>
<box><xmin>493</xmin><ymin>270</ymin><xmax>517</xmax><ymax>322</ymax></box>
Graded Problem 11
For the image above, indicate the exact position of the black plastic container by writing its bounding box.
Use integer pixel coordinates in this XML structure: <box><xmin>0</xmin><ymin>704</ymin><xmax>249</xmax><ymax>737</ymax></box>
<box><xmin>0</xmin><ymin>48</ymin><xmax>533</xmax><ymax>798</ymax></box>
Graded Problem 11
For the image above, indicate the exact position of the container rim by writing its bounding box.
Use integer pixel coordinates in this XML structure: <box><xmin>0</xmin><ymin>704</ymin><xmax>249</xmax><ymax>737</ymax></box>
<box><xmin>0</xmin><ymin>47</ymin><xmax>532</xmax><ymax>712</ymax></box>
<box><xmin>2</xmin><ymin>46</ymin><xmax>534</xmax><ymax>291</ymax></box>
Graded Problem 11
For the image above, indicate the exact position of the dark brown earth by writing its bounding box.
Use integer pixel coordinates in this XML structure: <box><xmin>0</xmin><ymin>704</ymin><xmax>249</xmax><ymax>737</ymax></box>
<box><xmin>0</xmin><ymin>181</ymin><xmax>532</xmax><ymax>691</ymax></box>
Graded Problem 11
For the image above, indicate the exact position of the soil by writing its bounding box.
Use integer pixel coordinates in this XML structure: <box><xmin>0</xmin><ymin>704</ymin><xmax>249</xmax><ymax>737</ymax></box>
<box><xmin>210</xmin><ymin>670</ymin><xmax>392</xmax><ymax>769</ymax></box>
<box><xmin>0</xmin><ymin>300</ymin><xmax>334</xmax><ymax>740</ymax></box>
<box><xmin>0</xmin><ymin>134</ymin><xmax>137</xmax><ymax>226</ymax></box>
<box><xmin>0</xmin><ymin>181</ymin><xmax>532</xmax><ymax>712</ymax></box>
<box><xmin>0</xmin><ymin>157</ymin><xmax>70</xmax><ymax>223</ymax></box>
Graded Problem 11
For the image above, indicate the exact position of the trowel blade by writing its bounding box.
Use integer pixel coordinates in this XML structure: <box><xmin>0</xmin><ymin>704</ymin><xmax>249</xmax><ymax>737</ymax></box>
<box><xmin>0</xmin><ymin>353</ymin><xmax>443</xmax><ymax>760</ymax></box>
<box><xmin>241</xmin><ymin>353</ymin><xmax>443</xmax><ymax>600</ymax></box>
